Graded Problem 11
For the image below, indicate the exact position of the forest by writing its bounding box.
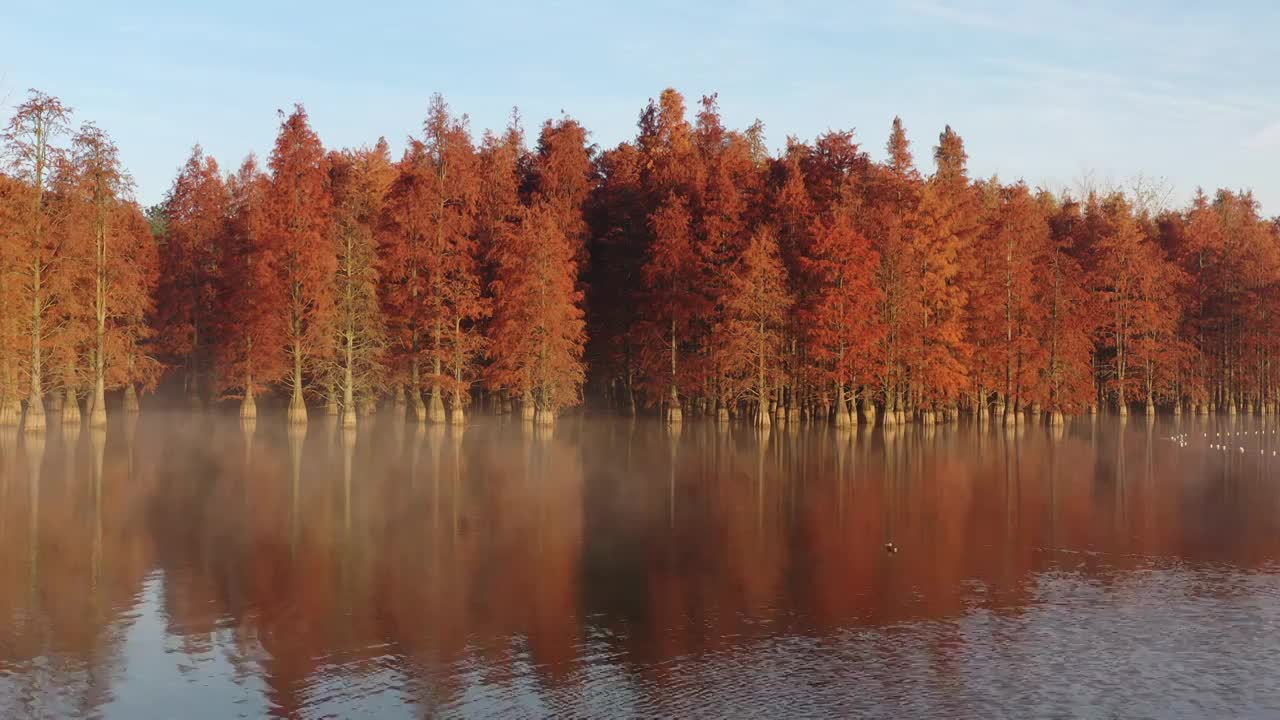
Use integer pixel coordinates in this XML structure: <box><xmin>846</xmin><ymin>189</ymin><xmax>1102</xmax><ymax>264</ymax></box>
<box><xmin>1</xmin><ymin>87</ymin><xmax>1277</xmax><ymax>430</ymax></box>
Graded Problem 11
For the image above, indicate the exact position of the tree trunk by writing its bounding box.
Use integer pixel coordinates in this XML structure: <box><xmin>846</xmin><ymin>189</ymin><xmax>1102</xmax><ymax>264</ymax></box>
<box><xmin>668</xmin><ymin>385</ymin><xmax>682</xmax><ymax>426</ymax></box>
<box><xmin>90</xmin><ymin>213</ymin><xmax>108</xmax><ymax>429</ymax></box>
<box><xmin>834</xmin><ymin>382</ymin><xmax>850</xmax><ymax>427</ymax></box>
<box><xmin>0</xmin><ymin>397</ymin><xmax>19</xmax><ymax>427</ymax></box>
<box><xmin>392</xmin><ymin>384</ymin><xmax>406</xmax><ymax>419</ymax></box>
<box><xmin>26</xmin><ymin>258</ymin><xmax>46</xmax><ymax>433</ymax></box>
<box><xmin>288</xmin><ymin>344</ymin><xmax>307</xmax><ymax>425</ymax></box>
<box><xmin>427</xmin><ymin>384</ymin><xmax>446</xmax><ymax>423</ymax></box>
<box><xmin>62</xmin><ymin>384</ymin><xmax>80</xmax><ymax>426</ymax></box>
<box><xmin>522</xmin><ymin>390</ymin><xmax>536</xmax><ymax>421</ymax></box>
<box><xmin>89</xmin><ymin>374</ymin><xmax>106</xmax><ymax>428</ymax></box>
<box><xmin>341</xmin><ymin>362</ymin><xmax>356</xmax><ymax>429</ymax></box>
<box><xmin>859</xmin><ymin>391</ymin><xmax>875</xmax><ymax>425</ymax></box>
<box><xmin>240</xmin><ymin>380</ymin><xmax>257</xmax><ymax>419</ymax></box>
<box><xmin>411</xmin><ymin>361</ymin><xmax>426</xmax><ymax>423</ymax></box>
<box><xmin>123</xmin><ymin>384</ymin><xmax>140</xmax><ymax>414</ymax></box>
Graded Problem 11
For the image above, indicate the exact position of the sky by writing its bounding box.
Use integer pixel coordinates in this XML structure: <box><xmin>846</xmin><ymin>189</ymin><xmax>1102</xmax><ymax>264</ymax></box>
<box><xmin>3</xmin><ymin>0</ymin><xmax>1278</xmax><ymax>213</ymax></box>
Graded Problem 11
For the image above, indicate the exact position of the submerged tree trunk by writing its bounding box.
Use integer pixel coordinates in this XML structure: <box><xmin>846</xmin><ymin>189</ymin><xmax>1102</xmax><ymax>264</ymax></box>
<box><xmin>0</xmin><ymin>358</ymin><xmax>20</xmax><ymax>426</ymax></box>
<box><xmin>288</xmin><ymin>343</ymin><xmax>307</xmax><ymax>425</ymax></box>
<box><xmin>341</xmin><ymin>360</ymin><xmax>356</xmax><ymax>429</ymax></box>
<box><xmin>89</xmin><ymin>375</ymin><xmax>106</xmax><ymax>428</ymax></box>
<box><xmin>756</xmin><ymin>320</ymin><xmax>770</xmax><ymax>428</ymax></box>
<box><xmin>428</xmin><ymin>322</ymin><xmax>446</xmax><ymax>423</ymax></box>
<box><xmin>428</xmin><ymin>383</ymin><xmax>446</xmax><ymax>423</ymax></box>
<box><xmin>411</xmin><ymin>361</ymin><xmax>426</xmax><ymax>423</ymax></box>
<box><xmin>240</xmin><ymin>377</ymin><xmax>257</xmax><ymax>419</ymax></box>
<box><xmin>123</xmin><ymin>384</ymin><xmax>140</xmax><ymax>414</ymax></box>
<box><xmin>391</xmin><ymin>384</ymin><xmax>406</xmax><ymax>420</ymax></box>
<box><xmin>89</xmin><ymin>201</ymin><xmax>108</xmax><ymax>429</ymax></box>
<box><xmin>61</xmin><ymin>383</ymin><xmax>80</xmax><ymax>426</ymax></box>
<box><xmin>521</xmin><ymin>389</ymin><xmax>536</xmax><ymax>421</ymax></box>
<box><xmin>451</xmin><ymin>318</ymin><xmax>466</xmax><ymax>425</ymax></box>
<box><xmin>834</xmin><ymin>382</ymin><xmax>850</xmax><ymax>427</ymax></box>
<box><xmin>0</xmin><ymin>398</ymin><xmax>19</xmax><ymax>427</ymax></box>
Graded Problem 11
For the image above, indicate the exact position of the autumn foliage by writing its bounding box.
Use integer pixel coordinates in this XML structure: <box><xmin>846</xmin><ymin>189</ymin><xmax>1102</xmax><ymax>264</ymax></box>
<box><xmin>2</xmin><ymin>86</ymin><xmax>1279</xmax><ymax>429</ymax></box>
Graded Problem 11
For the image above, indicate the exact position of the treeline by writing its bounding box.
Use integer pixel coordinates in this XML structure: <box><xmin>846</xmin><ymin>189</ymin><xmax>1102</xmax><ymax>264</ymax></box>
<box><xmin>1</xmin><ymin>87</ymin><xmax>1278</xmax><ymax>430</ymax></box>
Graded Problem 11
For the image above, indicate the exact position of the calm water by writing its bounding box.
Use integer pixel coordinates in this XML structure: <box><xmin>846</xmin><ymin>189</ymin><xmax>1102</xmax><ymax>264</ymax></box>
<box><xmin>2</xmin><ymin>413</ymin><xmax>1280</xmax><ymax>718</ymax></box>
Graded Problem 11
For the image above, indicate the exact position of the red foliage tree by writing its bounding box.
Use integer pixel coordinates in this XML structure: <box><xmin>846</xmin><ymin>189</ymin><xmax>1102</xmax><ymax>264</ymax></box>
<box><xmin>261</xmin><ymin>105</ymin><xmax>334</xmax><ymax>424</ymax></box>
<box><xmin>637</xmin><ymin>194</ymin><xmax>702</xmax><ymax>422</ymax></box>
<box><xmin>802</xmin><ymin>197</ymin><xmax>884</xmax><ymax>426</ymax></box>
<box><xmin>3</xmin><ymin>89</ymin><xmax>72</xmax><ymax>431</ymax></box>
<box><xmin>475</xmin><ymin>120</ymin><xmax>525</xmax><ymax>414</ymax></box>
<box><xmin>693</xmin><ymin>105</ymin><xmax>759</xmax><ymax>420</ymax></box>
<box><xmin>868</xmin><ymin>117</ymin><xmax>923</xmax><ymax>424</ymax></box>
<box><xmin>66</xmin><ymin>123</ymin><xmax>147</xmax><ymax>425</ymax></box>
<box><xmin>488</xmin><ymin>202</ymin><xmax>587</xmax><ymax>422</ymax></box>
<box><xmin>1040</xmin><ymin>197</ymin><xmax>1099</xmax><ymax>418</ymax></box>
<box><xmin>110</xmin><ymin>203</ymin><xmax>162</xmax><ymax>408</ymax></box>
<box><xmin>1086</xmin><ymin>196</ymin><xmax>1184</xmax><ymax>415</ymax></box>
<box><xmin>486</xmin><ymin>117</ymin><xmax>593</xmax><ymax>422</ymax></box>
<box><xmin>0</xmin><ymin>172</ymin><xmax>26</xmax><ymax>424</ymax></box>
<box><xmin>909</xmin><ymin>125</ymin><xmax>978</xmax><ymax>421</ymax></box>
<box><xmin>969</xmin><ymin>182</ymin><xmax>1051</xmax><ymax>423</ymax></box>
<box><xmin>716</xmin><ymin>227</ymin><xmax>792</xmax><ymax>426</ymax></box>
<box><xmin>217</xmin><ymin>154</ymin><xmax>288</xmax><ymax>417</ymax></box>
<box><xmin>42</xmin><ymin>150</ymin><xmax>94</xmax><ymax>425</ymax></box>
<box><xmin>328</xmin><ymin>141</ymin><xmax>394</xmax><ymax>426</ymax></box>
<box><xmin>156</xmin><ymin>145</ymin><xmax>228</xmax><ymax>406</ymax></box>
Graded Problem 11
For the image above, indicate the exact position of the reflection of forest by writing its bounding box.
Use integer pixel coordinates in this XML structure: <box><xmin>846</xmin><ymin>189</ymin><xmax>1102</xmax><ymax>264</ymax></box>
<box><xmin>1</xmin><ymin>414</ymin><xmax>1279</xmax><ymax>717</ymax></box>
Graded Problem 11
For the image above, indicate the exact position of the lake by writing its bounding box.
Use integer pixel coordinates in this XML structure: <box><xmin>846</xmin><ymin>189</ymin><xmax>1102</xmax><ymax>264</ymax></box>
<box><xmin>2</xmin><ymin>413</ymin><xmax>1280</xmax><ymax>718</ymax></box>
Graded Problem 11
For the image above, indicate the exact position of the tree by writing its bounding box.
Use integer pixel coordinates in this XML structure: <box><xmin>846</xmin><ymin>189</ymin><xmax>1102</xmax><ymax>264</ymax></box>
<box><xmin>1038</xmin><ymin>228</ymin><xmax>1096</xmax><ymax>420</ymax></box>
<box><xmin>802</xmin><ymin>197</ymin><xmax>884</xmax><ymax>426</ymax></box>
<box><xmin>328</xmin><ymin>141</ymin><xmax>394</xmax><ymax>427</ymax></box>
<box><xmin>693</xmin><ymin>104</ymin><xmax>759</xmax><ymax>420</ymax></box>
<box><xmin>156</xmin><ymin>145</ymin><xmax>228</xmax><ymax>406</ymax></box>
<box><xmin>488</xmin><ymin>202</ymin><xmax>587</xmax><ymax>423</ymax></box>
<box><xmin>868</xmin><ymin>117</ymin><xmax>922</xmax><ymax>423</ymax></box>
<box><xmin>67</xmin><ymin>123</ymin><xmax>135</xmax><ymax>425</ymax></box>
<box><xmin>969</xmin><ymin>183</ymin><xmax>1050</xmax><ymax>423</ymax></box>
<box><xmin>261</xmin><ymin>105</ymin><xmax>334</xmax><ymax>424</ymax></box>
<box><xmin>3</xmin><ymin>90</ymin><xmax>72</xmax><ymax>431</ymax></box>
<box><xmin>475</xmin><ymin>118</ymin><xmax>525</xmax><ymax>413</ymax></box>
<box><xmin>1087</xmin><ymin>196</ymin><xmax>1182</xmax><ymax>415</ymax></box>
<box><xmin>487</xmin><ymin>117</ymin><xmax>593</xmax><ymax>422</ymax></box>
<box><xmin>110</xmin><ymin>203</ymin><xmax>162</xmax><ymax>411</ymax></box>
<box><xmin>217</xmin><ymin>155</ymin><xmax>287</xmax><ymax>417</ymax></box>
<box><xmin>0</xmin><ymin>173</ymin><xmax>26</xmax><ymax>424</ymax></box>
<box><xmin>909</xmin><ymin>125</ymin><xmax>977</xmax><ymax>421</ymax></box>
<box><xmin>638</xmin><ymin>194</ymin><xmax>701</xmax><ymax>423</ymax></box>
<box><xmin>717</xmin><ymin>227</ymin><xmax>792</xmax><ymax>426</ymax></box>
<box><xmin>529</xmin><ymin>117</ymin><xmax>594</xmax><ymax>264</ymax></box>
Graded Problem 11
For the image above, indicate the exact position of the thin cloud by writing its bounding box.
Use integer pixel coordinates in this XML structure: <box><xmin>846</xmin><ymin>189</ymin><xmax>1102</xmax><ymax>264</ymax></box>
<box><xmin>1248</xmin><ymin>121</ymin><xmax>1280</xmax><ymax>149</ymax></box>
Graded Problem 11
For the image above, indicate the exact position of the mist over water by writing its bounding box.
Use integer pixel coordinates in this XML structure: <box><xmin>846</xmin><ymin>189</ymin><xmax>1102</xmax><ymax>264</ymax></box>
<box><xmin>2</xmin><ymin>412</ymin><xmax>1280</xmax><ymax>718</ymax></box>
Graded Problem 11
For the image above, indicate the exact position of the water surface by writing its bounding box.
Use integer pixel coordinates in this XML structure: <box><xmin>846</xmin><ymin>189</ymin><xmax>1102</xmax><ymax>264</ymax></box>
<box><xmin>2</xmin><ymin>413</ymin><xmax>1280</xmax><ymax>718</ymax></box>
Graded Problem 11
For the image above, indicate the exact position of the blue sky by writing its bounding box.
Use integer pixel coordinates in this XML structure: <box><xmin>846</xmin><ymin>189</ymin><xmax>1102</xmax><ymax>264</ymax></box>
<box><xmin>3</xmin><ymin>0</ymin><xmax>1278</xmax><ymax>212</ymax></box>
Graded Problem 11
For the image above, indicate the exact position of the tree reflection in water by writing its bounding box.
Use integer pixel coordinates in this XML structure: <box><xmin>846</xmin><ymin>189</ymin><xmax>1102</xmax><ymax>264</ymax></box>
<box><xmin>1</xmin><ymin>412</ymin><xmax>1280</xmax><ymax>717</ymax></box>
